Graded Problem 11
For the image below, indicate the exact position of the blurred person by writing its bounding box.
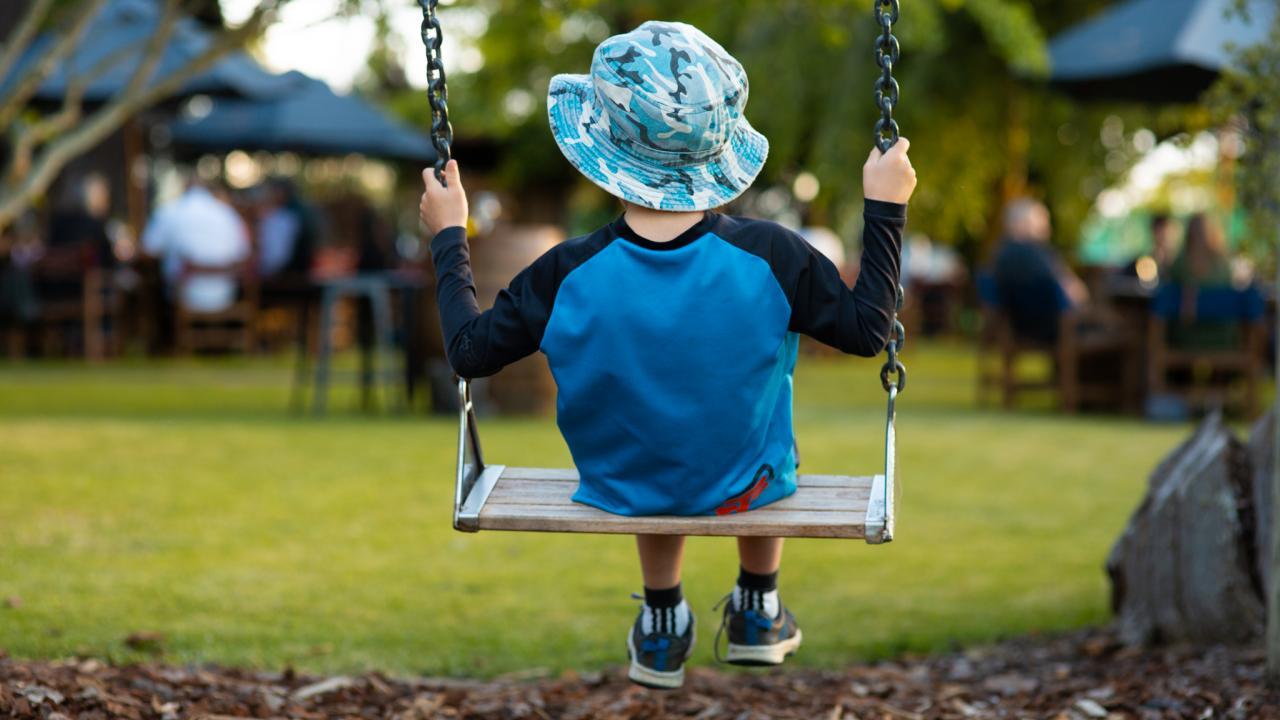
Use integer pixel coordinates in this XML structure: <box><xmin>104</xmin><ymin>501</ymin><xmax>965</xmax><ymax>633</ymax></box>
<box><xmin>354</xmin><ymin>198</ymin><xmax>394</xmax><ymax>272</ymax></box>
<box><xmin>1121</xmin><ymin>213</ymin><xmax>1179</xmax><ymax>284</ymax></box>
<box><xmin>902</xmin><ymin>232</ymin><xmax>963</xmax><ymax>284</ymax></box>
<box><xmin>37</xmin><ymin>174</ymin><xmax>117</xmax><ymax>310</ymax></box>
<box><xmin>991</xmin><ymin>197</ymin><xmax>1088</xmax><ymax>343</ymax></box>
<box><xmin>256</xmin><ymin>177</ymin><xmax>316</xmax><ymax>279</ymax></box>
<box><xmin>902</xmin><ymin>233</ymin><xmax>965</xmax><ymax>336</ymax></box>
<box><xmin>1149</xmin><ymin>214</ymin><xmax>1179</xmax><ymax>275</ymax></box>
<box><xmin>1168</xmin><ymin>213</ymin><xmax>1231</xmax><ymax>288</ymax></box>
<box><xmin>142</xmin><ymin>177</ymin><xmax>250</xmax><ymax>313</ymax></box>
<box><xmin>1162</xmin><ymin>213</ymin><xmax>1252</xmax><ymax>350</ymax></box>
<box><xmin>17</xmin><ymin>176</ymin><xmax>119</xmax><ymax>357</ymax></box>
<box><xmin>0</xmin><ymin>213</ymin><xmax>41</xmax><ymax>333</ymax></box>
<box><xmin>48</xmin><ymin>173</ymin><xmax>115</xmax><ymax>269</ymax></box>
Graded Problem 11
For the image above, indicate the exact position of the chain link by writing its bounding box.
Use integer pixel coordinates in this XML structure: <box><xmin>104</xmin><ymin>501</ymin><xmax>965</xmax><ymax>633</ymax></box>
<box><xmin>418</xmin><ymin>0</ymin><xmax>453</xmax><ymax>185</ymax></box>
<box><xmin>873</xmin><ymin>0</ymin><xmax>900</xmax><ymax>154</ymax></box>
<box><xmin>874</xmin><ymin>0</ymin><xmax>906</xmax><ymax>394</ymax></box>
<box><xmin>880</xmin><ymin>285</ymin><xmax>907</xmax><ymax>392</ymax></box>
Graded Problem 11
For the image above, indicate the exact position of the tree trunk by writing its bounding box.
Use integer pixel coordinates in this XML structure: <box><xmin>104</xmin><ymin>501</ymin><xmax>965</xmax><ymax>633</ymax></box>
<box><xmin>1267</xmin><ymin>229</ymin><xmax>1280</xmax><ymax>685</ymax></box>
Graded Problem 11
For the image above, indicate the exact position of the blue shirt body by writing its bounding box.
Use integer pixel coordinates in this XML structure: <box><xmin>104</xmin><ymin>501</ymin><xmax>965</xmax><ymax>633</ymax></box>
<box><xmin>543</xmin><ymin>233</ymin><xmax>799</xmax><ymax>515</ymax></box>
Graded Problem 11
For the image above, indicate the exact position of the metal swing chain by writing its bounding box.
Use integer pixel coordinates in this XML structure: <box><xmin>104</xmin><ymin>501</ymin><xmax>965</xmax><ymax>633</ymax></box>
<box><xmin>418</xmin><ymin>0</ymin><xmax>453</xmax><ymax>185</ymax></box>
<box><xmin>873</xmin><ymin>0</ymin><xmax>901</xmax><ymax>155</ymax></box>
<box><xmin>874</xmin><ymin>0</ymin><xmax>906</xmax><ymax>395</ymax></box>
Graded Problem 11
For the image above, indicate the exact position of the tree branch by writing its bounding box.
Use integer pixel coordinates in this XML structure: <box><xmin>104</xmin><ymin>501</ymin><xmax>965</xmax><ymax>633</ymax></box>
<box><xmin>0</xmin><ymin>0</ymin><xmax>57</xmax><ymax>87</ymax></box>
<box><xmin>0</xmin><ymin>0</ymin><xmax>108</xmax><ymax>130</ymax></box>
<box><xmin>5</xmin><ymin>37</ymin><xmax>142</xmax><ymax>183</ymax></box>
<box><xmin>120</xmin><ymin>0</ymin><xmax>182</xmax><ymax>101</ymax></box>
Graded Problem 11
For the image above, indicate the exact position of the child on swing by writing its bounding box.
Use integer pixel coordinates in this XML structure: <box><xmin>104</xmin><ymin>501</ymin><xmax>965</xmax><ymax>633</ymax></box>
<box><xmin>420</xmin><ymin>21</ymin><xmax>915</xmax><ymax>689</ymax></box>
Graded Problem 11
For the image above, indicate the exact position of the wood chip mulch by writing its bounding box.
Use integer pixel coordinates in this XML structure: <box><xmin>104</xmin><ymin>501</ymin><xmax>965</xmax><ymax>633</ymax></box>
<box><xmin>2</xmin><ymin>629</ymin><xmax>1277</xmax><ymax>719</ymax></box>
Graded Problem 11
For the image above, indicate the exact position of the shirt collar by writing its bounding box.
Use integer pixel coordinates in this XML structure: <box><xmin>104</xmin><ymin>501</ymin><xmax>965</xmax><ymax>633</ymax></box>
<box><xmin>611</xmin><ymin>211</ymin><xmax>717</xmax><ymax>251</ymax></box>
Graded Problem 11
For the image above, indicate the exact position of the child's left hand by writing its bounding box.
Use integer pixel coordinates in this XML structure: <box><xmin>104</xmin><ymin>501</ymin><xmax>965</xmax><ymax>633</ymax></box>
<box><xmin>420</xmin><ymin>160</ymin><xmax>469</xmax><ymax>237</ymax></box>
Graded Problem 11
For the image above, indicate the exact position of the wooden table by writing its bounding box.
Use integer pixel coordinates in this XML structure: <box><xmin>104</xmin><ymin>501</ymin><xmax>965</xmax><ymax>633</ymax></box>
<box><xmin>290</xmin><ymin>270</ymin><xmax>425</xmax><ymax>415</ymax></box>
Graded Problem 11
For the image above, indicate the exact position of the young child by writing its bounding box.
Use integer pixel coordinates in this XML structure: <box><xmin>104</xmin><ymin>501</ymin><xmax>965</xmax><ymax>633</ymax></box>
<box><xmin>420</xmin><ymin>21</ymin><xmax>916</xmax><ymax>689</ymax></box>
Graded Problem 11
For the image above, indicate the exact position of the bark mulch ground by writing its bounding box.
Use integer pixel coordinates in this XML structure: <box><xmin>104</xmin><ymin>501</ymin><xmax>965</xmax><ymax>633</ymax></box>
<box><xmin>2</xmin><ymin>629</ymin><xmax>1276</xmax><ymax>719</ymax></box>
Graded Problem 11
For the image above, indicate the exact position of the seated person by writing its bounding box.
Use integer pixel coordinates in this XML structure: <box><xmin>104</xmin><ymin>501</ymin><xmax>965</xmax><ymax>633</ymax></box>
<box><xmin>990</xmin><ymin>198</ymin><xmax>1088</xmax><ymax>344</ymax></box>
<box><xmin>39</xmin><ymin>174</ymin><xmax>116</xmax><ymax>303</ymax></box>
<box><xmin>0</xmin><ymin>214</ymin><xmax>40</xmax><ymax>331</ymax></box>
<box><xmin>142</xmin><ymin>178</ymin><xmax>250</xmax><ymax>313</ymax></box>
<box><xmin>422</xmin><ymin>21</ymin><xmax>914</xmax><ymax>690</ymax></box>
<box><xmin>256</xmin><ymin>178</ymin><xmax>316</xmax><ymax>282</ymax></box>
<box><xmin>1120</xmin><ymin>213</ymin><xmax>1178</xmax><ymax>284</ymax></box>
<box><xmin>1161</xmin><ymin>213</ymin><xmax>1250</xmax><ymax>350</ymax></box>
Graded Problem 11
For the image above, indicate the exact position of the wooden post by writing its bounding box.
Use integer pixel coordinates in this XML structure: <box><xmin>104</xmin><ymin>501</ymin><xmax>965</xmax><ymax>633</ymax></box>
<box><xmin>122</xmin><ymin>118</ymin><xmax>147</xmax><ymax>239</ymax></box>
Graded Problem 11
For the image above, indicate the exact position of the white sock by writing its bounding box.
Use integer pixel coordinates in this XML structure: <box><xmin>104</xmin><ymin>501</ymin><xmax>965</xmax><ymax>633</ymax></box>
<box><xmin>733</xmin><ymin>585</ymin><xmax>780</xmax><ymax>619</ymax></box>
<box><xmin>641</xmin><ymin>599</ymin><xmax>691</xmax><ymax>636</ymax></box>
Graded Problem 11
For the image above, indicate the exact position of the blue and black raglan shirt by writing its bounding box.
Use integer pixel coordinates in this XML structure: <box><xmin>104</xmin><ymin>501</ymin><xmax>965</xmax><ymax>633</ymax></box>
<box><xmin>431</xmin><ymin>201</ymin><xmax>906</xmax><ymax>517</ymax></box>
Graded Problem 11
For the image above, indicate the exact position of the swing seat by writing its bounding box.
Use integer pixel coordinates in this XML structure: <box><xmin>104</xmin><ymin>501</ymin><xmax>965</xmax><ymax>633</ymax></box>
<box><xmin>457</xmin><ymin>466</ymin><xmax>890</xmax><ymax>540</ymax></box>
<box><xmin>451</xmin><ymin>381</ymin><xmax>897</xmax><ymax>544</ymax></box>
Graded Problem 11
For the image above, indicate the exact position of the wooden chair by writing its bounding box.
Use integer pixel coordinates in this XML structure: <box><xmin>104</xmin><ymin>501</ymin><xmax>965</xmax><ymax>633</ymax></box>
<box><xmin>1147</xmin><ymin>284</ymin><xmax>1265</xmax><ymax>418</ymax></box>
<box><xmin>30</xmin><ymin>247</ymin><xmax>121</xmax><ymax>360</ymax></box>
<box><xmin>976</xmin><ymin>274</ymin><xmax>1139</xmax><ymax>413</ymax></box>
<box><xmin>174</xmin><ymin>261</ymin><xmax>257</xmax><ymax>354</ymax></box>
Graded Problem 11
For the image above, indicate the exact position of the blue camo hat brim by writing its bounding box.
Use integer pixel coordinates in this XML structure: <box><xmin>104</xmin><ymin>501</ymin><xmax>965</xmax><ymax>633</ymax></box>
<box><xmin>546</xmin><ymin>23</ymin><xmax>770</xmax><ymax>214</ymax></box>
<box><xmin>548</xmin><ymin>73</ymin><xmax>768</xmax><ymax>211</ymax></box>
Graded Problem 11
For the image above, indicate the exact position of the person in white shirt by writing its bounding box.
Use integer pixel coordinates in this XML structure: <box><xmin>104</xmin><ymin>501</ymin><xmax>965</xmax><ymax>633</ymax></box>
<box><xmin>142</xmin><ymin>180</ymin><xmax>250</xmax><ymax>313</ymax></box>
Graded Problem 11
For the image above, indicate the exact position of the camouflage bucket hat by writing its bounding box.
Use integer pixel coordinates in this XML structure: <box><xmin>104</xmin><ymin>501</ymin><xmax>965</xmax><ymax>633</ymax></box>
<box><xmin>547</xmin><ymin>21</ymin><xmax>769</xmax><ymax>212</ymax></box>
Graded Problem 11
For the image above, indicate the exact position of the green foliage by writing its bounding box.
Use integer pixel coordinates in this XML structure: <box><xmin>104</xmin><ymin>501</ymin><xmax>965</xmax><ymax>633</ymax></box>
<box><xmin>963</xmin><ymin>0</ymin><xmax>1049</xmax><ymax>76</ymax></box>
<box><xmin>1208</xmin><ymin>0</ymin><xmax>1280</xmax><ymax>258</ymax></box>
<box><xmin>0</xmin><ymin>348</ymin><xmax>1197</xmax><ymax>675</ymax></box>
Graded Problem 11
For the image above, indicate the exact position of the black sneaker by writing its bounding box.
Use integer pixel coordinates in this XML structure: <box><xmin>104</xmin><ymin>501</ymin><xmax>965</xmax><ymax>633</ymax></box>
<box><xmin>626</xmin><ymin>608</ymin><xmax>696</xmax><ymax>689</ymax></box>
<box><xmin>714</xmin><ymin>594</ymin><xmax>802</xmax><ymax>666</ymax></box>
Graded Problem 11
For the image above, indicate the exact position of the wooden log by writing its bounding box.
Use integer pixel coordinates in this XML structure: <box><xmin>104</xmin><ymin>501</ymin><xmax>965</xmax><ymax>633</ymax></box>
<box><xmin>1107</xmin><ymin>413</ymin><xmax>1265</xmax><ymax>645</ymax></box>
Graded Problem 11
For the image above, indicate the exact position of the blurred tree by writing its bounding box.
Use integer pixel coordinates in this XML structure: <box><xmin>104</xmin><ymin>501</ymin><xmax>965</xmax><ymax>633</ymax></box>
<box><xmin>391</xmin><ymin>0</ymin><xmax>1166</xmax><ymax>258</ymax></box>
<box><xmin>1207</xmin><ymin>0</ymin><xmax>1280</xmax><ymax>688</ymax></box>
<box><xmin>1209</xmin><ymin>2</ymin><xmax>1280</xmax><ymax>256</ymax></box>
<box><xmin>0</xmin><ymin>0</ymin><xmax>285</xmax><ymax>231</ymax></box>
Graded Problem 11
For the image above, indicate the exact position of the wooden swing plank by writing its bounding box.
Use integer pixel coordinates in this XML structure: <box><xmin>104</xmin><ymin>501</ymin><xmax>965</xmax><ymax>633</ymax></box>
<box><xmin>470</xmin><ymin>468</ymin><xmax>881</xmax><ymax>539</ymax></box>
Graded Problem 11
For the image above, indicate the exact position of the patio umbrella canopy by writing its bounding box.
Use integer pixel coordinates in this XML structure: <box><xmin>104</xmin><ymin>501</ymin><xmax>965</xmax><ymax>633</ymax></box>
<box><xmin>0</xmin><ymin>0</ymin><xmax>288</xmax><ymax>102</ymax></box>
<box><xmin>167</xmin><ymin>71</ymin><xmax>437</xmax><ymax>163</ymax></box>
<box><xmin>1048</xmin><ymin>0</ymin><xmax>1274</xmax><ymax>103</ymax></box>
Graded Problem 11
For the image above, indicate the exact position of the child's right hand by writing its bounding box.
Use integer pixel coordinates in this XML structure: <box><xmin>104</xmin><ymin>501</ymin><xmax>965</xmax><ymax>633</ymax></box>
<box><xmin>420</xmin><ymin>159</ymin><xmax>469</xmax><ymax>238</ymax></box>
<box><xmin>863</xmin><ymin>138</ymin><xmax>917</xmax><ymax>205</ymax></box>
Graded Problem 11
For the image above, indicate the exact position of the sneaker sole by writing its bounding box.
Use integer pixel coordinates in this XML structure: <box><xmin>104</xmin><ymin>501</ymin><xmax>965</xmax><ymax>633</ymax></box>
<box><xmin>725</xmin><ymin>629</ymin><xmax>803</xmax><ymax>666</ymax></box>
<box><xmin>626</xmin><ymin>629</ymin><xmax>695</xmax><ymax>690</ymax></box>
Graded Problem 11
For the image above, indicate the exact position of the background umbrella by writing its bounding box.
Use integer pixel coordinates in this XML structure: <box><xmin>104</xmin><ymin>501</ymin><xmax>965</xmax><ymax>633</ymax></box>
<box><xmin>167</xmin><ymin>71</ymin><xmax>437</xmax><ymax>163</ymax></box>
<box><xmin>1048</xmin><ymin>0</ymin><xmax>1274</xmax><ymax>103</ymax></box>
<box><xmin>0</xmin><ymin>0</ymin><xmax>288</xmax><ymax>103</ymax></box>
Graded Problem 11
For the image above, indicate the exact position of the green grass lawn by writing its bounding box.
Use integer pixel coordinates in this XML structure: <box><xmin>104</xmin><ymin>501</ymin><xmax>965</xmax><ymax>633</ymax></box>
<box><xmin>0</xmin><ymin>343</ymin><xmax>1194</xmax><ymax>677</ymax></box>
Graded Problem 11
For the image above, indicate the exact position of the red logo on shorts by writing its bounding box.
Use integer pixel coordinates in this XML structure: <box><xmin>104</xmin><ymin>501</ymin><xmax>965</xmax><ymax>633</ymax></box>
<box><xmin>716</xmin><ymin>465</ymin><xmax>774</xmax><ymax>516</ymax></box>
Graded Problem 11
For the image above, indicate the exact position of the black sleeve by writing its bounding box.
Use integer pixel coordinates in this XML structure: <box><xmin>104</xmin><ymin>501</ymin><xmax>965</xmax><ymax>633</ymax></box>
<box><xmin>429</xmin><ymin>226</ymin><xmax>552</xmax><ymax>378</ymax></box>
<box><xmin>789</xmin><ymin>199</ymin><xmax>906</xmax><ymax>357</ymax></box>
